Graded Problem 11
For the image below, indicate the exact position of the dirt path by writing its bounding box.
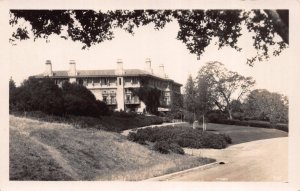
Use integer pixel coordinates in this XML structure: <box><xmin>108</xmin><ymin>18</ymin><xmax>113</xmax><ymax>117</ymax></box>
<box><xmin>11</xmin><ymin>125</ymin><xmax>80</xmax><ymax>180</ymax></box>
<box><xmin>154</xmin><ymin>137</ymin><xmax>288</xmax><ymax>182</ymax></box>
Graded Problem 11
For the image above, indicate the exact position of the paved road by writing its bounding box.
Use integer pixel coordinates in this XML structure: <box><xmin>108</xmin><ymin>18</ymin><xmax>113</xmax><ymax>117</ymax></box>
<box><xmin>157</xmin><ymin>137</ymin><xmax>288</xmax><ymax>182</ymax></box>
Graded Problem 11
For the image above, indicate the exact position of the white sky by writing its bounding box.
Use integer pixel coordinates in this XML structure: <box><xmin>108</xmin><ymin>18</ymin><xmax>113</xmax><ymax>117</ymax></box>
<box><xmin>9</xmin><ymin>19</ymin><xmax>291</xmax><ymax>96</ymax></box>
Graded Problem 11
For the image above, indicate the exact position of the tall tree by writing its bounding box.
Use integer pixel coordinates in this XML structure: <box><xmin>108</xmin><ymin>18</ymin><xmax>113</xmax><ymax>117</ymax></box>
<box><xmin>9</xmin><ymin>78</ymin><xmax>17</xmax><ymax>111</ymax></box>
<box><xmin>197</xmin><ymin>61</ymin><xmax>255</xmax><ymax>119</ymax></box>
<box><xmin>195</xmin><ymin>74</ymin><xmax>213</xmax><ymax>118</ymax></box>
<box><xmin>244</xmin><ymin>89</ymin><xmax>288</xmax><ymax>124</ymax></box>
<box><xmin>10</xmin><ymin>9</ymin><xmax>288</xmax><ymax>66</ymax></box>
<box><xmin>183</xmin><ymin>75</ymin><xmax>197</xmax><ymax>119</ymax></box>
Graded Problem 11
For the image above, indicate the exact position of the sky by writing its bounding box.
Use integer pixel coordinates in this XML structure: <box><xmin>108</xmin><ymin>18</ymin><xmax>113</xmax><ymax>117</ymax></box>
<box><xmin>9</xmin><ymin>18</ymin><xmax>291</xmax><ymax>96</ymax></box>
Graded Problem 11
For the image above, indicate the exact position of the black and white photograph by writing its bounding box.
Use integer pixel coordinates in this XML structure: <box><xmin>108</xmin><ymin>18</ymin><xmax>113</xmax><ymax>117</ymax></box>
<box><xmin>1</xmin><ymin>0</ymin><xmax>300</xmax><ymax>191</ymax></box>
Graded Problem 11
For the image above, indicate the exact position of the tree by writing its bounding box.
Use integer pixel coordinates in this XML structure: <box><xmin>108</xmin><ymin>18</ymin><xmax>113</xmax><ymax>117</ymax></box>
<box><xmin>10</xmin><ymin>9</ymin><xmax>288</xmax><ymax>65</ymax></box>
<box><xmin>130</xmin><ymin>86</ymin><xmax>162</xmax><ymax>115</ymax></box>
<box><xmin>183</xmin><ymin>75</ymin><xmax>197</xmax><ymax>122</ymax></box>
<box><xmin>197</xmin><ymin>61</ymin><xmax>255</xmax><ymax>119</ymax></box>
<box><xmin>244</xmin><ymin>89</ymin><xmax>288</xmax><ymax>124</ymax></box>
<box><xmin>61</xmin><ymin>82</ymin><xmax>107</xmax><ymax>117</ymax></box>
<box><xmin>9</xmin><ymin>78</ymin><xmax>17</xmax><ymax>111</ymax></box>
<box><xmin>10</xmin><ymin>77</ymin><xmax>64</xmax><ymax>115</ymax></box>
<box><xmin>169</xmin><ymin>92</ymin><xmax>183</xmax><ymax>119</ymax></box>
<box><xmin>9</xmin><ymin>77</ymin><xmax>109</xmax><ymax>117</ymax></box>
<box><xmin>195</xmin><ymin>74</ymin><xmax>214</xmax><ymax>118</ymax></box>
<box><xmin>230</xmin><ymin>99</ymin><xmax>244</xmax><ymax>120</ymax></box>
<box><xmin>183</xmin><ymin>75</ymin><xmax>196</xmax><ymax>113</ymax></box>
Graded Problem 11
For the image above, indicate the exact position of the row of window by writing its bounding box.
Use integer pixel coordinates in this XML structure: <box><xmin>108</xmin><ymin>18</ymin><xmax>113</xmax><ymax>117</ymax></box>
<box><xmin>102</xmin><ymin>95</ymin><xmax>117</xmax><ymax>105</ymax></box>
<box><xmin>54</xmin><ymin>77</ymin><xmax>180</xmax><ymax>92</ymax></box>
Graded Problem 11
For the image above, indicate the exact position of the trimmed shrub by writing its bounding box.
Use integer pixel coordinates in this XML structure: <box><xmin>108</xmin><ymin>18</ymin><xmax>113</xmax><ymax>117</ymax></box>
<box><xmin>206</xmin><ymin>111</ymin><xmax>227</xmax><ymax>123</ymax></box>
<box><xmin>154</xmin><ymin>141</ymin><xmax>170</xmax><ymax>154</ymax></box>
<box><xmin>127</xmin><ymin>132</ymin><xmax>146</xmax><ymax>145</ymax></box>
<box><xmin>169</xmin><ymin>142</ymin><xmax>185</xmax><ymax>155</ymax></box>
<box><xmin>112</xmin><ymin>111</ymin><xmax>137</xmax><ymax>118</ymax></box>
<box><xmin>128</xmin><ymin>126</ymin><xmax>232</xmax><ymax>151</ymax></box>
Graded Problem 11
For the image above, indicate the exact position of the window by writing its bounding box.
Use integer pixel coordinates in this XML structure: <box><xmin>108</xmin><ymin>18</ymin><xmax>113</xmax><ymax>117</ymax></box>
<box><xmin>111</xmin><ymin>96</ymin><xmax>116</xmax><ymax>104</ymax></box>
<box><xmin>126</xmin><ymin>95</ymin><xmax>131</xmax><ymax>103</ymax></box>
<box><xmin>164</xmin><ymin>96</ymin><xmax>170</xmax><ymax>105</ymax></box>
<box><xmin>119</xmin><ymin>78</ymin><xmax>122</xmax><ymax>85</ymax></box>
<box><xmin>103</xmin><ymin>95</ymin><xmax>107</xmax><ymax>103</ymax></box>
<box><xmin>94</xmin><ymin>78</ymin><xmax>100</xmax><ymax>85</ymax></box>
<box><xmin>103</xmin><ymin>78</ymin><xmax>107</xmax><ymax>85</ymax></box>
<box><xmin>78</xmin><ymin>79</ymin><xmax>83</xmax><ymax>85</ymax></box>
<box><xmin>134</xmin><ymin>96</ymin><xmax>139</xmax><ymax>103</ymax></box>
<box><xmin>132</xmin><ymin>77</ymin><xmax>138</xmax><ymax>84</ymax></box>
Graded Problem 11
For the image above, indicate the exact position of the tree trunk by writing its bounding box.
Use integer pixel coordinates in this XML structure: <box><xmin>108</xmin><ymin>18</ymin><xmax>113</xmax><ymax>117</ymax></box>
<box><xmin>228</xmin><ymin>108</ymin><xmax>233</xmax><ymax>120</ymax></box>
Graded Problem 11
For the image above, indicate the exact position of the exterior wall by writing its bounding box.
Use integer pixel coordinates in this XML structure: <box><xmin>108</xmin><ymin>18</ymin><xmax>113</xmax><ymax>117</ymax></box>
<box><xmin>69</xmin><ymin>78</ymin><xmax>76</xmax><ymax>83</ymax></box>
<box><xmin>137</xmin><ymin>101</ymin><xmax>146</xmax><ymax>113</ymax></box>
<box><xmin>116</xmin><ymin>77</ymin><xmax>125</xmax><ymax>111</ymax></box>
<box><xmin>47</xmin><ymin>73</ymin><xmax>180</xmax><ymax>112</ymax></box>
<box><xmin>124</xmin><ymin>77</ymin><xmax>141</xmax><ymax>88</ymax></box>
<box><xmin>89</xmin><ymin>88</ymin><xmax>117</xmax><ymax>104</ymax></box>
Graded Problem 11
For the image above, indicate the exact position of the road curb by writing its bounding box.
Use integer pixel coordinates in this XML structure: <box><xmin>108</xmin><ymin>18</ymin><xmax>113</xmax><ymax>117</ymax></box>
<box><xmin>143</xmin><ymin>161</ymin><xmax>220</xmax><ymax>181</ymax></box>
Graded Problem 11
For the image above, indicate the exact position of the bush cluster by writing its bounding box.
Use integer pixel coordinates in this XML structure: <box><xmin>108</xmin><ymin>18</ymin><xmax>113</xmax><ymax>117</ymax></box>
<box><xmin>153</xmin><ymin>141</ymin><xmax>184</xmax><ymax>154</ymax></box>
<box><xmin>10</xmin><ymin>77</ymin><xmax>109</xmax><ymax>117</ymax></box>
<box><xmin>127</xmin><ymin>126</ymin><xmax>232</xmax><ymax>154</ymax></box>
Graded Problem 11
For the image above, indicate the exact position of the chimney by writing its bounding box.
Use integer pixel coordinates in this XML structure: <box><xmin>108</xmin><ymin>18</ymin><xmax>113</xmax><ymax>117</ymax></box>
<box><xmin>145</xmin><ymin>58</ymin><xmax>153</xmax><ymax>74</ymax></box>
<box><xmin>158</xmin><ymin>64</ymin><xmax>166</xmax><ymax>78</ymax></box>
<box><xmin>116</xmin><ymin>59</ymin><xmax>124</xmax><ymax>75</ymax></box>
<box><xmin>68</xmin><ymin>60</ymin><xmax>77</xmax><ymax>76</ymax></box>
<box><xmin>44</xmin><ymin>60</ymin><xmax>53</xmax><ymax>76</ymax></box>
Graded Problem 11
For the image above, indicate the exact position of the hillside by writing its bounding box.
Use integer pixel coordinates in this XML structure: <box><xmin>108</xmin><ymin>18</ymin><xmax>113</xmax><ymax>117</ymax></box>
<box><xmin>9</xmin><ymin>115</ymin><xmax>213</xmax><ymax>181</ymax></box>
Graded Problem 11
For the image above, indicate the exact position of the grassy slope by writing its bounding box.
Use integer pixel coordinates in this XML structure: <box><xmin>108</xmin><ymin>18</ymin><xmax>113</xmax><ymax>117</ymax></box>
<box><xmin>11</xmin><ymin>111</ymin><xmax>163</xmax><ymax>132</ymax></box>
<box><xmin>10</xmin><ymin>116</ymin><xmax>213</xmax><ymax>181</ymax></box>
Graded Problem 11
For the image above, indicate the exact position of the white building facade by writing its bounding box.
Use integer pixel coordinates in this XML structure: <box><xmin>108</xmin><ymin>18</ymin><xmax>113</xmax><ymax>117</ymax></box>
<box><xmin>36</xmin><ymin>58</ymin><xmax>182</xmax><ymax>112</ymax></box>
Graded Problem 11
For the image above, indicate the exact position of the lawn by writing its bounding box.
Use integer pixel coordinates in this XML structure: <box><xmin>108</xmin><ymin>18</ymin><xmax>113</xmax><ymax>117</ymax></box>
<box><xmin>205</xmin><ymin>123</ymin><xmax>288</xmax><ymax>145</ymax></box>
<box><xmin>9</xmin><ymin>115</ymin><xmax>214</xmax><ymax>181</ymax></box>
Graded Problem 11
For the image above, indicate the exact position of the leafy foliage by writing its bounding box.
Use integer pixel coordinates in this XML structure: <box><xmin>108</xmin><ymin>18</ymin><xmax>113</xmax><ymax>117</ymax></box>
<box><xmin>183</xmin><ymin>75</ymin><xmax>197</xmax><ymax>116</ymax></box>
<box><xmin>61</xmin><ymin>82</ymin><xmax>104</xmax><ymax>117</ymax></box>
<box><xmin>10</xmin><ymin>77</ymin><xmax>64</xmax><ymax>115</ymax></box>
<box><xmin>9</xmin><ymin>77</ymin><xmax>109</xmax><ymax>117</ymax></box>
<box><xmin>153</xmin><ymin>141</ymin><xmax>184</xmax><ymax>155</ymax></box>
<box><xmin>10</xmin><ymin>9</ymin><xmax>288</xmax><ymax>65</ymax></box>
<box><xmin>130</xmin><ymin>87</ymin><xmax>162</xmax><ymax>114</ymax></box>
<box><xmin>244</xmin><ymin>89</ymin><xmax>288</xmax><ymax>124</ymax></box>
<box><xmin>196</xmin><ymin>61</ymin><xmax>255</xmax><ymax>119</ymax></box>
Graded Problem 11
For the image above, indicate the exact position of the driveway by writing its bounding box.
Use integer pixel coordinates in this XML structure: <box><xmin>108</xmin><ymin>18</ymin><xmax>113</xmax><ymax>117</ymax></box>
<box><xmin>156</xmin><ymin>137</ymin><xmax>288</xmax><ymax>181</ymax></box>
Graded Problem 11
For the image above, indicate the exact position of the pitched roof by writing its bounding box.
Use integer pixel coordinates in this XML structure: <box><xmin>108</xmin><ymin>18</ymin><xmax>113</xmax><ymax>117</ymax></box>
<box><xmin>35</xmin><ymin>69</ymin><xmax>182</xmax><ymax>86</ymax></box>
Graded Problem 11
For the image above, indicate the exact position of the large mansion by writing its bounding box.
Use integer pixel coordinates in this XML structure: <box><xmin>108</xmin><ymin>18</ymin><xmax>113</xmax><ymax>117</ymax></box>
<box><xmin>34</xmin><ymin>59</ymin><xmax>182</xmax><ymax>112</ymax></box>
